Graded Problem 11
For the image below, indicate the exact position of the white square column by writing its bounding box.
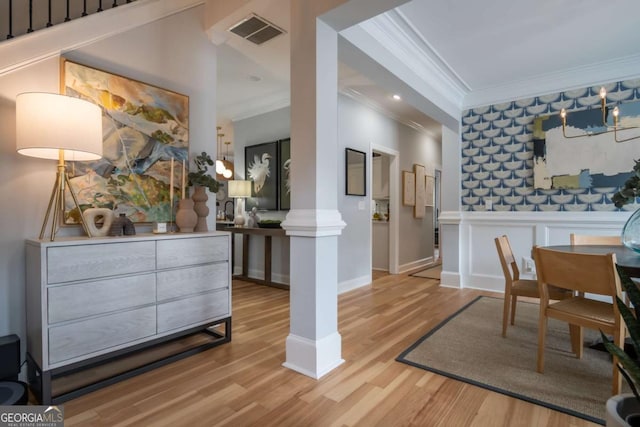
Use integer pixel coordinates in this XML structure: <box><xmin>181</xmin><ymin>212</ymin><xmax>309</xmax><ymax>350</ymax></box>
<box><xmin>281</xmin><ymin>2</ymin><xmax>347</xmax><ymax>379</ymax></box>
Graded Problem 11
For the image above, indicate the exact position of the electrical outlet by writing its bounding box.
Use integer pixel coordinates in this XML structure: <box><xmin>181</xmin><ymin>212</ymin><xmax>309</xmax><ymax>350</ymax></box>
<box><xmin>485</xmin><ymin>199</ymin><xmax>492</xmax><ymax>210</ymax></box>
<box><xmin>522</xmin><ymin>256</ymin><xmax>535</xmax><ymax>274</ymax></box>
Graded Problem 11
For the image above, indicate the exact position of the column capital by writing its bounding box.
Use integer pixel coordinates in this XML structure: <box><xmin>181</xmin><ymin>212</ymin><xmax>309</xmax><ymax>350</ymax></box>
<box><xmin>282</xmin><ymin>209</ymin><xmax>346</xmax><ymax>237</ymax></box>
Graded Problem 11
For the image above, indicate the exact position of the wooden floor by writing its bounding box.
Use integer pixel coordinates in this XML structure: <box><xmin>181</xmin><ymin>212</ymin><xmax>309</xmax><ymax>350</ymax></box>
<box><xmin>64</xmin><ymin>273</ymin><xmax>598</xmax><ymax>427</ymax></box>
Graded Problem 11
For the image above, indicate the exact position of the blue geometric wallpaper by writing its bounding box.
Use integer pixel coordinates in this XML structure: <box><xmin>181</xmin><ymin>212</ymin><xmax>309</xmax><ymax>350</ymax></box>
<box><xmin>461</xmin><ymin>79</ymin><xmax>640</xmax><ymax>212</ymax></box>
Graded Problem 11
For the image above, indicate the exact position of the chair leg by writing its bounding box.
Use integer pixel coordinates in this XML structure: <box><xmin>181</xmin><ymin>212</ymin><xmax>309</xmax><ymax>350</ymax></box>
<box><xmin>537</xmin><ymin>310</ymin><xmax>548</xmax><ymax>373</ymax></box>
<box><xmin>569</xmin><ymin>324</ymin><xmax>583</xmax><ymax>358</ymax></box>
<box><xmin>502</xmin><ymin>292</ymin><xmax>511</xmax><ymax>338</ymax></box>
<box><xmin>510</xmin><ymin>295</ymin><xmax>517</xmax><ymax>326</ymax></box>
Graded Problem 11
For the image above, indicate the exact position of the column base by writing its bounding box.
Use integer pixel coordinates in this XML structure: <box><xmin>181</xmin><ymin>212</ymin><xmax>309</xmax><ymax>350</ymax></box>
<box><xmin>283</xmin><ymin>332</ymin><xmax>344</xmax><ymax>379</ymax></box>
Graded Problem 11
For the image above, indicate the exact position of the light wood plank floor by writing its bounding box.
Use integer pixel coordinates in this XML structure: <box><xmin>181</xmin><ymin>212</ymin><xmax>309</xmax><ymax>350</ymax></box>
<box><xmin>64</xmin><ymin>274</ymin><xmax>598</xmax><ymax>427</ymax></box>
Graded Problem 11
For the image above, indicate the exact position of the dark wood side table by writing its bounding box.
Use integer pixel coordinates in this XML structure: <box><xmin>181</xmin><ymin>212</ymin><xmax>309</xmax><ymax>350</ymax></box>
<box><xmin>220</xmin><ymin>226</ymin><xmax>289</xmax><ymax>289</ymax></box>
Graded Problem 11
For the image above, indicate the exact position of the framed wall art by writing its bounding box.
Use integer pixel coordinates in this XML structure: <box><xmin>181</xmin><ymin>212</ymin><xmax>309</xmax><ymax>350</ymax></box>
<box><xmin>402</xmin><ymin>171</ymin><xmax>415</xmax><ymax>206</ymax></box>
<box><xmin>413</xmin><ymin>164</ymin><xmax>425</xmax><ymax>218</ymax></box>
<box><xmin>245</xmin><ymin>141</ymin><xmax>278</xmax><ymax>211</ymax></box>
<box><xmin>425</xmin><ymin>175</ymin><xmax>435</xmax><ymax>207</ymax></box>
<box><xmin>279</xmin><ymin>138</ymin><xmax>291</xmax><ymax>210</ymax></box>
<box><xmin>345</xmin><ymin>148</ymin><xmax>366</xmax><ymax>196</ymax></box>
<box><xmin>61</xmin><ymin>58</ymin><xmax>189</xmax><ymax>224</ymax></box>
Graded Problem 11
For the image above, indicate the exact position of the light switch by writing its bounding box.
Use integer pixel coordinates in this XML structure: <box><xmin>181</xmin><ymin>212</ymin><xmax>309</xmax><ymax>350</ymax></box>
<box><xmin>358</xmin><ymin>201</ymin><xmax>366</xmax><ymax>210</ymax></box>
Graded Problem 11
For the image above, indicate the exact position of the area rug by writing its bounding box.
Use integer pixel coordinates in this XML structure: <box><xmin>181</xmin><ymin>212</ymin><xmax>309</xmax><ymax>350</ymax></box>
<box><xmin>410</xmin><ymin>264</ymin><xmax>442</xmax><ymax>279</ymax></box>
<box><xmin>396</xmin><ymin>296</ymin><xmax>622</xmax><ymax>425</ymax></box>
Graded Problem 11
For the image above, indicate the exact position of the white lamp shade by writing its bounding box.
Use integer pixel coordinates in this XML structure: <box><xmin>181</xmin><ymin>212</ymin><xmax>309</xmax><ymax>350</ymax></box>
<box><xmin>16</xmin><ymin>92</ymin><xmax>103</xmax><ymax>161</ymax></box>
<box><xmin>228</xmin><ymin>180</ymin><xmax>252</xmax><ymax>198</ymax></box>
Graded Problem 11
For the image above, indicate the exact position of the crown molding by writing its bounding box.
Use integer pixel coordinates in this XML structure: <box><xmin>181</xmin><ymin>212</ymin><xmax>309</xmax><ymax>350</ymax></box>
<box><xmin>0</xmin><ymin>0</ymin><xmax>203</xmax><ymax>76</ymax></box>
<box><xmin>463</xmin><ymin>53</ymin><xmax>640</xmax><ymax>109</ymax></box>
<box><xmin>360</xmin><ymin>11</ymin><xmax>468</xmax><ymax>108</ymax></box>
<box><xmin>226</xmin><ymin>90</ymin><xmax>290</xmax><ymax>123</ymax></box>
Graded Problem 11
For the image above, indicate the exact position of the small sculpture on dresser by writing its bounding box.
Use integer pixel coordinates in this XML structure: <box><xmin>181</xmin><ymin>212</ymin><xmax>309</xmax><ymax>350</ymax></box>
<box><xmin>108</xmin><ymin>213</ymin><xmax>136</xmax><ymax>236</ymax></box>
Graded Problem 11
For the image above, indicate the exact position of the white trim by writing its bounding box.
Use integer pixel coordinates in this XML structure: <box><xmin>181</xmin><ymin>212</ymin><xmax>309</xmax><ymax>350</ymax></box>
<box><xmin>361</xmin><ymin>11</ymin><xmax>467</xmax><ymax>107</ymax></box>
<box><xmin>438</xmin><ymin>210</ymin><xmax>463</xmax><ymax>225</ymax></box>
<box><xmin>282</xmin><ymin>209</ymin><xmax>347</xmax><ymax>237</ymax></box>
<box><xmin>338</xmin><ymin>275</ymin><xmax>371</xmax><ymax>295</ymax></box>
<box><xmin>283</xmin><ymin>332</ymin><xmax>344</xmax><ymax>379</ymax></box>
<box><xmin>461</xmin><ymin>210</ymin><xmax>631</xmax><ymax>225</ymax></box>
<box><xmin>0</xmin><ymin>0</ymin><xmax>203</xmax><ymax>75</ymax></box>
<box><xmin>398</xmin><ymin>257</ymin><xmax>434</xmax><ymax>274</ymax></box>
<box><xmin>371</xmin><ymin>144</ymin><xmax>400</xmax><ymax>274</ymax></box>
<box><xmin>464</xmin><ymin>54</ymin><xmax>640</xmax><ymax>110</ymax></box>
<box><xmin>440</xmin><ymin>271</ymin><xmax>461</xmax><ymax>288</ymax></box>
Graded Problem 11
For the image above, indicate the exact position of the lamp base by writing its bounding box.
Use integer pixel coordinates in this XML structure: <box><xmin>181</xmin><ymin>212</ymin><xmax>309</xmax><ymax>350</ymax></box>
<box><xmin>40</xmin><ymin>155</ymin><xmax>92</xmax><ymax>241</ymax></box>
<box><xmin>234</xmin><ymin>214</ymin><xmax>245</xmax><ymax>227</ymax></box>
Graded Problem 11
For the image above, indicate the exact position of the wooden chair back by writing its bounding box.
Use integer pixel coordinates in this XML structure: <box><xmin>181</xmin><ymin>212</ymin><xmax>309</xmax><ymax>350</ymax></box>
<box><xmin>495</xmin><ymin>235</ymin><xmax>520</xmax><ymax>285</ymax></box>
<box><xmin>570</xmin><ymin>233</ymin><xmax>621</xmax><ymax>246</ymax></box>
<box><xmin>533</xmin><ymin>247</ymin><xmax>622</xmax><ymax>299</ymax></box>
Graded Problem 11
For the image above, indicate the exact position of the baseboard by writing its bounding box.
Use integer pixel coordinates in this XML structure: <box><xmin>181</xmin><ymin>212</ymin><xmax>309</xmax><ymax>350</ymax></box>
<box><xmin>398</xmin><ymin>257</ymin><xmax>434</xmax><ymax>274</ymax></box>
<box><xmin>440</xmin><ymin>271</ymin><xmax>461</xmax><ymax>288</ymax></box>
<box><xmin>233</xmin><ymin>266</ymin><xmax>290</xmax><ymax>285</ymax></box>
<box><xmin>338</xmin><ymin>275</ymin><xmax>371</xmax><ymax>295</ymax></box>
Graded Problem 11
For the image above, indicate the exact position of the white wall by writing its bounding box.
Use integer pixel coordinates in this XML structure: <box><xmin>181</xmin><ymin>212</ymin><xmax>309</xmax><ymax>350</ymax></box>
<box><xmin>337</xmin><ymin>95</ymin><xmax>440</xmax><ymax>291</ymax></box>
<box><xmin>0</xmin><ymin>5</ymin><xmax>216</xmax><ymax>370</ymax></box>
<box><xmin>230</xmin><ymin>95</ymin><xmax>441</xmax><ymax>290</ymax></box>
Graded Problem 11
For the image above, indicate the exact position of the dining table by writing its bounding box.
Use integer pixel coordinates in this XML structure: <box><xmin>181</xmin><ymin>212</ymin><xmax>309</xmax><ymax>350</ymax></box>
<box><xmin>543</xmin><ymin>245</ymin><xmax>640</xmax><ymax>277</ymax></box>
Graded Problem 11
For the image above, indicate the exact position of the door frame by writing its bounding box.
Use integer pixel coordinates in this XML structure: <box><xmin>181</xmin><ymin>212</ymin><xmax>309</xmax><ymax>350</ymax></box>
<box><xmin>371</xmin><ymin>144</ymin><xmax>399</xmax><ymax>274</ymax></box>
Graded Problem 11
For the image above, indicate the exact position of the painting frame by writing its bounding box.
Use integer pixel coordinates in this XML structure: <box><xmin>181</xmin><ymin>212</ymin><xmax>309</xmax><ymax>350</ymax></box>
<box><xmin>345</xmin><ymin>148</ymin><xmax>367</xmax><ymax>196</ymax></box>
<box><xmin>278</xmin><ymin>138</ymin><xmax>291</xmax><ymax>210</ymax></box>
<box><xmin>425</xmin><ymin>175</ymin><xmax>435</xmax><ymax>207</ymax></box>
<box><xmin>60</xmin><ymin>58</ymin><xmax>189</xmax><ymax>224</ymax></box>
<box><xmin>413</xmin><ymin>164</ymin><xmax>426</xmax><ymax>218</ymax></box>
<box><xmin>402</xmin><ymin>171</ymin><xmax>415</xmax><ymax>206</ymax></box>
<box><xmin>245</xmin><ymin>141</ymin><xmax>279</xmax><ymax>211</ymax></box>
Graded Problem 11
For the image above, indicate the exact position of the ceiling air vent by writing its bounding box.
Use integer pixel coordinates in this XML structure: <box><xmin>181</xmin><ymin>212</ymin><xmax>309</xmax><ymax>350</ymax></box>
<box><xmin>228</xmin><ymin>14</ymin><xmax>285</xmax><ymax>45</ymax></box>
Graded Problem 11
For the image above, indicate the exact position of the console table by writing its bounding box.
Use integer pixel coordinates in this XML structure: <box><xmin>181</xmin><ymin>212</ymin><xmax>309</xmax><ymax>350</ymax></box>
<box><xmin>25</xmin><ymin>231</ymin><xmax>232</xmax><ymax>404</ymax></box>
<box><xmin>220</xmin><ymin>226</ymin><xmax>288</xmax><ymax>289</ymax></box>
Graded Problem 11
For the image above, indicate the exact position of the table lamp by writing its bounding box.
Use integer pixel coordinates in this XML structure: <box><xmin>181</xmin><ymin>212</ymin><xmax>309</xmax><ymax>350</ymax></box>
<box><xmin>227</xmin><ymin>180</ymin><xmax>251</xmax><ymax>227</ymax></box>
<box><xmin>16</xmin><ymin>92</ymin><xmax>103</xmax><ymax>241</ymax></box>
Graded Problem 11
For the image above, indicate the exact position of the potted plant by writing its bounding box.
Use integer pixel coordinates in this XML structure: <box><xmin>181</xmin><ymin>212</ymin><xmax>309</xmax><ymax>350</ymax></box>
<box><xmin>188</xmin><ymin>152</ymin><xmax>220</xmax><ymax>232</ymax></box>
<box><xmin>188</xmin><ymin>151</ymin><xmax>220</xmax><ymax>194</ymax></box>
<box><xmin>602</xmin><ymin>265</ymin><xmax>640</xmax><ymax>426</ymax></box>
<box><xmin>613</xmin><ymin>159</ymin><xmax>640</xmax><ymax>253</ymax></box>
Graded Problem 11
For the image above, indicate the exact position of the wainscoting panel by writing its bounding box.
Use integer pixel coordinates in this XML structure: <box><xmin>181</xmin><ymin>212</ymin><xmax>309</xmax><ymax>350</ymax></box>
<box><xmin>459</xmin><ymin>211</ymin><xmax>630</xmax><ymax>293</ymax></box>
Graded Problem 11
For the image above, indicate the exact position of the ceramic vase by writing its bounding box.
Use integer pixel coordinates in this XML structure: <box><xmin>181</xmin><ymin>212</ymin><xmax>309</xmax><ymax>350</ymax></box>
<box><xmin>82</xmin><ymin>208</ymin><xmax>114</xmax><ymax>237</ymax></box>
<box><xmin>192</xmin><ymin>186</ymin><xmax>209</xmax><ymax>232</ymax></box>
<box><xmin>176</xmin><ymin>198</ymin><xmax>198</xmax><ymax>233</ymax></box>
<box><xmin>622</xmin><ymin>208</ymin><xmax>640</xmax><ymax>254</ymax></box>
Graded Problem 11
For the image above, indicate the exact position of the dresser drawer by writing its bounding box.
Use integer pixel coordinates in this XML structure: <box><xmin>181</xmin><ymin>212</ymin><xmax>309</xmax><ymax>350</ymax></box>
<box><xmin>48</xmin><ymin>306</ymin><xmax>156</xmax><ymax>365</ymax></box>
<box><xmin>157</xmin><ymin>263</ymin><xmax>228</xmax><ymax>302</ymax></box>
<box><xmin>47</xmin><ymin>241</ymin><xmax>156</xmax><ymax>284</ymax></box>
<box><xmin>157</xmin><ymin>236</ymin><xmax>228</xmax><ymax>268</ymax></box>
<box><xmin>157</xmin><ymin>289</ymin><xmax>229</xmax><ymax>333</ymax></box>
<box><xmin>48</xmin><ymin>274</ymin><xmax>156</xmax><ymax>324</ymax></box>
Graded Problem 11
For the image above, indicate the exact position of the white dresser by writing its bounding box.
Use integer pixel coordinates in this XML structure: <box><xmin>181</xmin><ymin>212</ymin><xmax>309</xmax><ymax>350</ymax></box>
<box><xmin>25</xmin><ymin>231</ymin><xmax>231</xmax><ymax>403</ymax></box>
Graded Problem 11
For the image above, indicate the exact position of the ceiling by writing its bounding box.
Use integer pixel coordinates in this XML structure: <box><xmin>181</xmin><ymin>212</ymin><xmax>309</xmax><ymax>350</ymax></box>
<box><xmin>215</xmin><ymin>0</ymin><xmax>640</xmax><ymax>148</ymax></box>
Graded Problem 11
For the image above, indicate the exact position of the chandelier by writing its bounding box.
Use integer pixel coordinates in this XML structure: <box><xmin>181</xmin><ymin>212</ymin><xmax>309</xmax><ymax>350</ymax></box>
<box><xmin>560</xmin><ymin>86</ymin><xmax>639</xmax><ymax>143</ymax></box>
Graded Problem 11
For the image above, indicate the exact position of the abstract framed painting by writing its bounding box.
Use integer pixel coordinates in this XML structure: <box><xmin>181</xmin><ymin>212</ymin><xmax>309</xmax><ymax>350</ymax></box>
<box><xmin>245</xmin><ymin>141</ymin><xmax>278</xmax><ymax>211</ymax></box>
<box><xmin>60</xmin><ymin>58</ymin><xmax>189</xmax><ymax>224</ymax></box>
<box><xmin>278</xmin><ymin>138</ymin><xmax>291</xmax><ymax>210</ymax></box>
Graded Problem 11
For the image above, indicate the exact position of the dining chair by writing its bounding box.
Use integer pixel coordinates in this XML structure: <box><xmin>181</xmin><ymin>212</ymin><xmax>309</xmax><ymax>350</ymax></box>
<box><xmin>494</xmin><ymin>235</ymin><xmax>571</xmax><ymax>338</ymax></box>
<box><xmin>570</xmin><ymin>233</ymin><xmax>621</xmax><ymax>246</ymax></box>
<box><xmin>533</xmin><ymin>246</ymin><xmax>624</xmax><ymax>395</ymax></box>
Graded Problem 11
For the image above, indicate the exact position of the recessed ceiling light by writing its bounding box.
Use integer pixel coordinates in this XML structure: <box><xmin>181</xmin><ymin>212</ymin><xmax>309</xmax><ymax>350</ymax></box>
<box><xmin>248</xmin><ymin>75</ymin><xmax>262</xmax><ymax>82</ymax></box>
<box><xmin>392</xmin><ymin>94</ymin><xmax>401</xmax><ymax>101</ymax></box>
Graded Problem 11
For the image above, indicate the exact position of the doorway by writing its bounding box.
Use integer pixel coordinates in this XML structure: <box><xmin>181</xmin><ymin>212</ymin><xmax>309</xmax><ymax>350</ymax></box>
<box><xmin>371</xmin><ymin>144</ymin><xmax>399</xmax><ymax>274</ymax></box>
